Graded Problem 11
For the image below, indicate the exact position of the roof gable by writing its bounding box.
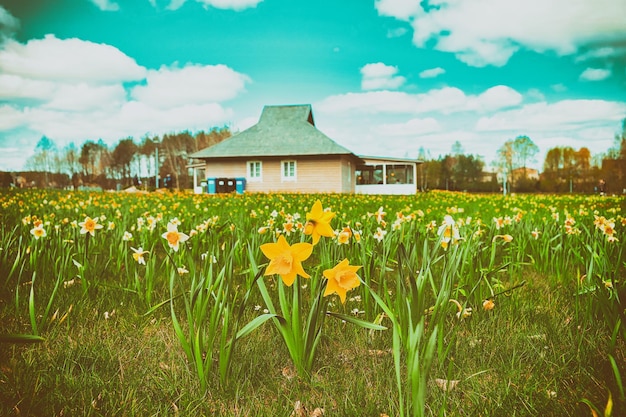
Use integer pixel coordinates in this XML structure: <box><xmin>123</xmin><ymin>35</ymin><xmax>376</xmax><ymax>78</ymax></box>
<box><xmin>190</xmin><ymin>104</ymin><xmax>356</xmax><ymax>159</ymax></box>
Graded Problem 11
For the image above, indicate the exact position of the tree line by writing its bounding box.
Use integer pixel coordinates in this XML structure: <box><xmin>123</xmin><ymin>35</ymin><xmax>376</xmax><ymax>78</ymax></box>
<box><xmin>5</xmin><ymin>128</ymin><xmax>231</xmax><ymax>190</ymax></box>
<box><xmin>4</xmin><ymin>117</ymin><xmax>625</xmax><ymax>194</ymax></box>
<box><xmin>417</xmin><ymin>118</ymin><xmax>626</xmax><ymax>194</ymax></box>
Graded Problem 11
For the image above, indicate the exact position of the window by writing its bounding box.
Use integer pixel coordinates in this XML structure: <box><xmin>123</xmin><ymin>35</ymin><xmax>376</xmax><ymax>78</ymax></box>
<box><xmin>281</xmin><ymin>160</ymin><xmax>297</xmax><ymax>181</ymax></box>
<box><xmin>247</xmin><ymin>161</ymin><xmax>262</xmax><ymax>181</ymax></box>
<box><xmin>386</xmin><ymin>164</ymin><xmax>414</xmax><ymax>184</ymax></box>
<box><xmin>356</xmin><ymin>164</ymin><xmax>414</xmax><ymax>185</ymax></box>
<box><xmin>356</xmin><ymin>165</ymin><xmax>383</xmax><ymax>185</ymax></box>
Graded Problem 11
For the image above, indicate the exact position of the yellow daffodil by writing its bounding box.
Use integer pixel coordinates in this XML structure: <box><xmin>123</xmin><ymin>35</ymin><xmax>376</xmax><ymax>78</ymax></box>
<box><xmin>372</xmin><ymin>206</ymin><xmax>386</xmax><ymax>224</ymax></box>
<box><xmin>131</xmin><ymin>247</ymin><xmax>149</xmax><ymax>265</ymax></box>
<box><xmin>337</xmin><ymin>228</ymin><xmax>351</xmax><ymax>245</ymax></box>
<box><xmin>482</xmin><ymin>299</ymin><xmax>495</xmax><ymax>311</ymax></box>
<box><xmin>30</xmin><ymin>224</ymin><xmax>47</xmax><ymax>239</ymax></box>
<box><xmin>603</xmin><ymin>221</ymin><xmax>616</xmax><ymax>237</ymax></box>
<box><xmin>492</xmin><ymin>234</ymin><xmax>513</xmax><ymax>243</ymax></box>
<box><xmin>493</xmin><ymin>217</ymin><xmax>505</xmax><ymax>230</ymax></box>
<box><xmin>438</xmin><ymin>215</ymin><xmax>459</xmax><ymax>248</ymax></box>
<box><xmin>283</xmin><ymin>222</ymin><xmax>295</xmax><ymax>236</ymax></box>
<box><xmin>323</xmin><ymin>259</ymin><xmax>361</xmax><ymax>304</ymax></box>
<box><xmin>79</xmin><ymin>216</ymin><xmax>103</xmax><ymax>236</ymax></box>
<box><xmin>450</xmin><ymin>299</ymin><xmax>472</xmax><ymax>319</ymax></box>
<box><xmin>304</xmin><ymin>200</ymin><xmax>335</xmax><ymax>245</ymax></box>
<box><xmin>373</xmin><ymin>227</ymin><xmax>387</xmax><ymax>242</ymax></box>
<box><xmin>161</xmin><ymin>221</ymin><xmax>189</xmax><ymax>252</ymax></box>
<box><xmin>260</xmin><ymin>235</ymin><xmax>313</xmax><ymax>286</ymax></box>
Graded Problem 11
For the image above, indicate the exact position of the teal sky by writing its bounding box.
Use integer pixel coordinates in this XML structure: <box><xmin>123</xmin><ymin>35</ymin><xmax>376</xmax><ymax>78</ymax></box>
<box><xmin>1</xmin><ymin>0</ymin><xmax>625</xmax><ymax>172</ymax></box>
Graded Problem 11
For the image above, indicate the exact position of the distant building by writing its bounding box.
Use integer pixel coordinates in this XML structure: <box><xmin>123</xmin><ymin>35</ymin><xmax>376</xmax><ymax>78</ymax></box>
<box><xmin>189</xmin><ymin>104</ymin><xmax>420</xmax><ymax>194</ymax></box>
<box><xmin>510</xmin><ymin>167</ymin><xmax>539</xmax><ymax>182</ymax></box>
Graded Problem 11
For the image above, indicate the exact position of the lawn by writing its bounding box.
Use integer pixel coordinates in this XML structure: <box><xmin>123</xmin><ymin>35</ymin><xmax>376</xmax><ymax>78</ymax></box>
<box><xmin>0</xmin><ymin>189</ymin><xmax>624</xmax><ymax>416</ymax></box>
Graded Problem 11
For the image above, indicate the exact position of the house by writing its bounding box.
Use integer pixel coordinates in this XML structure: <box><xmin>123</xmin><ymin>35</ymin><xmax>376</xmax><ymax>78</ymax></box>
<box><xmin>188</xmin><ymin>104</ymin><xmax>419</xmax><ymax>194</ymax></box>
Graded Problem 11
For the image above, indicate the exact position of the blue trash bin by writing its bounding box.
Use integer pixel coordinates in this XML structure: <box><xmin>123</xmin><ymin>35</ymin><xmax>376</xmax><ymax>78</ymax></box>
<box><xmin>207</xmin><ymin>178</ymin><xmax>216</xmax><ymax>194</ymax></box>
<box><xmin>235</xmin><ymin>178</ymin><xmax>246</xmax><ymax>194</ymax></box>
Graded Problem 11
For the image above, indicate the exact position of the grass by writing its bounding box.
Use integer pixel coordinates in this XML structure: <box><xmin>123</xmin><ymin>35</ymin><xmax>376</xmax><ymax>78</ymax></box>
<box><xmin>0</xmin><ymin>189</ymin><xmax>624</xmax><ymax>416</ymax></box>
<box><xmin>2</xmin><ymin>268</ymin><xmax>622</xmax><ymax>416</ymax></box>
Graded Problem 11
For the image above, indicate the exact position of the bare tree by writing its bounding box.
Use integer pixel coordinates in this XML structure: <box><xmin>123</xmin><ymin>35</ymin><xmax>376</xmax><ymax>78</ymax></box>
<box><xmin>25</xmin><ymin>136</ymin><xmax>57</xmax><ymax>187</ymax></box>
<box><xmin>512</xmin><ymin>135</ymin><xmax>539</xmax><ymax>179</ymax></box>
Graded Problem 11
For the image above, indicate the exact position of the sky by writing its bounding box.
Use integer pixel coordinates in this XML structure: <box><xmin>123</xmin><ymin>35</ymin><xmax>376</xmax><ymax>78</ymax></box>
<box><xmin>1</xmin><ymin>0</ymin><xmax>625</xmax><ymax>173</ymax></box>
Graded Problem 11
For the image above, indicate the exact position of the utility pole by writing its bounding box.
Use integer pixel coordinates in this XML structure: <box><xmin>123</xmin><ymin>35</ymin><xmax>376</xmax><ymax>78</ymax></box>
<box><xmin>155</xmin><ymin>147</ymin><xmax>159</xmax><ymax>188</ymax></box>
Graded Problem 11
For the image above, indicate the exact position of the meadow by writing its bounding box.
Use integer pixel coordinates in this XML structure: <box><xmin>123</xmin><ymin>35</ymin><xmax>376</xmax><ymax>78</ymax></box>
<box><xmin>0</xmin><ymin>189</ymin><xmax>624</xmax><ymax>417</ymax></box>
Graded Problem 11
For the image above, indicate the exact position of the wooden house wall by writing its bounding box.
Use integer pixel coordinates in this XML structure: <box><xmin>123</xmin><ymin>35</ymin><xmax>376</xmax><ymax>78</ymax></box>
<box><xmin>202</xmin><ymin>157</ymin><xmax>351</xmax><ymax>193</ymax></box>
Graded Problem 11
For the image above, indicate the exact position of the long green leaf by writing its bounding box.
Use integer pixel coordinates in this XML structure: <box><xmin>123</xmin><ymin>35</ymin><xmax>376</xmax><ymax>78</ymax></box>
<box><xmin>29</xmin><ymin>273</ymin><xmax>38</xmax><ymax>336</ymax></box>
<box><xmin>325</xmin><ymin>311</ymin><xmax>387</xmax><ymax>331</ymax></box>
<box><xmin>364</xmin><ymin>283</ymin><xmax>396</xmax><ymax>324</ymax></box>
<box><xmin>235</xmin><ymin>313</ymin><xmax>277</xmax><ymax>340</ymax></box>
<box><xmin>142</xmin><ymin>292</ymin><xmax>185</xmax><ymax>316</ymax></box>
<box><xmin>0</xmin><ymin>334</ymin><xmax>45</xmax><ymax>343</ymax></box>
<box><xmin>609</xmin><ymin>354</ymin><xmax>624</xmax><ymax>400</ymax></box>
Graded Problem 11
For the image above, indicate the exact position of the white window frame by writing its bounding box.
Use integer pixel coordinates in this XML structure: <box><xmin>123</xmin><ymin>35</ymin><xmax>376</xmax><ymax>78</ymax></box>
<box><xmin>247</xmin><ymin>160</ymin><xmax>262</xmax><ymax>182</ymax></box>
<box><xmin>281</xmin><ymin>160</ymin><xmax>297</xmax><ymax>182</ymax></box>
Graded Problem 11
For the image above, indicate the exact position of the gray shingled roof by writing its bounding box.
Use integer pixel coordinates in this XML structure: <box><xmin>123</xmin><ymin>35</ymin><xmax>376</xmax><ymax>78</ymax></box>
<box><xmin>190</xmin><ymin>104</ymin><xmax>358</xmax><ymax>159</ymax></box>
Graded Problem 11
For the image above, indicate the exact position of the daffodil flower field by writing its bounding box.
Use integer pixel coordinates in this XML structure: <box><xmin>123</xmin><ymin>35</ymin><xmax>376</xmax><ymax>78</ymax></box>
<box><xmin>0</xmin><ymin>189</ymin><xmax>624</xmax><ymax>416</ymax></box>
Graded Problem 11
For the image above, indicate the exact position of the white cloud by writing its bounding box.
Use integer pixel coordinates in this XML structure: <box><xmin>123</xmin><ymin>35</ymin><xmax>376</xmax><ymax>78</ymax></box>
<box><xmin>0</xmin><ymin>33</ymin><xmax>250</xmax><ymax>170</ymax></box>
<box><xmin>551</xmin><ymin>83</ymin><xmax>567</xmax><ymax>93</ymax></box>
<box><xmin>575</xmin><ymin>46</ymin><xmax>626</xmax><ymax>62</ymax></box>
<box><xmin>375</xmin><ymin>0</ymin><xmax>420</xmax><ymax>21</ymax></box>
<box><xmin>318</xmin><ymin>91</ymin><xmax>419</xmax><ymax>114</ymax></box>
<box><xmin>416</xmin><ymin>87</ymin><xmax>468</xmax><ymax>113</ymax></box>
<box><xmin>89</xmin><ymin>0</ymin><xmax>120</xmax><ymax>11</ymax></box>
<box><xmin>0</xmin><ymin>35</ymin><xmax>146</xmax><ymax>83</ymax></box>
<box><xmin>387</xmin><ymin>27</ymin><xmax>408</xmax><ymax>38</ymax></box>
<box><xmin>204</xmin><ymin>0</ymin><xmax>263</xmax><ymax>9</ymax></box>
<box><xmin>131</xmin><ymin>64</ymin><xmax>250</xmax><ymax>109</ymax></box>
<box><xmin>0</xmin><ymin>105</ymin><xmax>26</xmax><ymax>130</ymax></box>
<box><xmin>0</xmin><ymin>74</ymin><xmax>57</xmax><ymax>101</ymax></box>
<box><xmin>360</xmin><ymin>62</ymin><xmax>406</xmax><ymax>90</ymax></box>
<box><xmin>475</xmin><ymin>99</ymin><xmax>626</xmax><ymax>132</ymax></box>
<box><xmin>0</xmin><ymin>74</ymin><xmax>127</xmax><ymax>110</ymax></box>
<box><xmin>419</xmin><ymin>67</ymin><xmax>445</xmax><ymax>78</ymax></box>
<box><xmin>318</xmin><ymin>85</ymin><xmax>523</xmax><ymax>115</ymax></box>
<box><xmin>44</xmin><ymin>83</ymin><xmax>127</xmax><ymax>111</ymax></box>
<box><xmin>374</xmin><ymin>117</ymin><xmax>441</xmax><ymax>136</ymax></box>
<box><xmin>116</xmin><ymin>102</ymin><xmax>232</xmax><ymax>134</ymax></box>
<box><xmin>233</xmin><ymin>116</ymin><xmax>258</xmax><ymax>133</ymax></box>
<box><xmin>526</xmin><ymin>88</ymin><xmax>545</xmax><ymax>102</ymax></box>
<box><xmin>579</xmin><ymin>68</ymin><xmax>611</xmax><ymax>82</ymax></box>
<box><xmin>17</xmin><ymin>102</ymin><xmax>233</xmax><ymax>146</ymax></box>
<box><xmin>317</xmin><ymin>85</ymin><xmax>624</xmax><ymax>170</ymax></box>
<box><xmin>468</xmin><ymin>85</ymin><xmax>523</xmax><ymax>112</ymax></box>
<box><xmin>166</xmin><ymin>0</ymin><xmax>189</xmax><ymax>10</ymax></box>
<box><xmin>0</xmin><ymin>6</ymin><xmax>19</xmax><ymax>38</ymax></box>
<box><xmin>379</xmin><ymin>0</ymin><xmax>626</xmax><ymax>67</ymax></box>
